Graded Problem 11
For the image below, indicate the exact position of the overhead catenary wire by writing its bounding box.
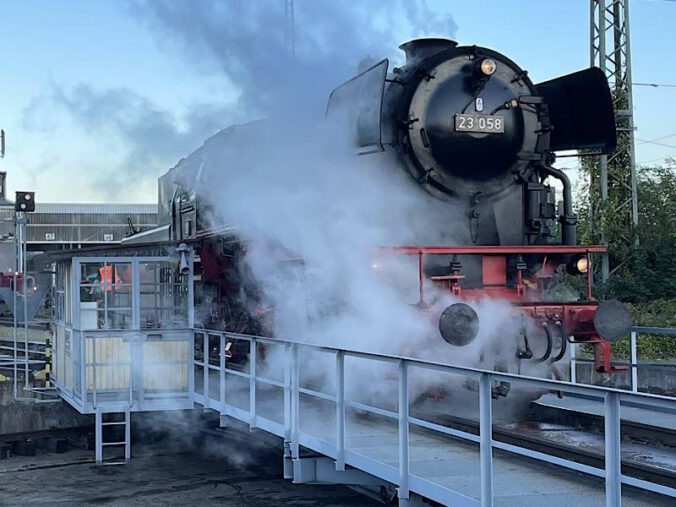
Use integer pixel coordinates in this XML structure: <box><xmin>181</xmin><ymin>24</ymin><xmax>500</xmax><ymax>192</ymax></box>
<box><xmin>637</xmin><ymin>133</ymin><xmax>676</xmax><ymax>144</ymax></box>
<box><xmin>636</xmin><ymin>138</ymin><xmax>676</xmax><ymax>149</ymax></box>
<box><xmin>633</xmin><ymin>82</ymin><xmax>676</xmax><ymax>88</ymax></box>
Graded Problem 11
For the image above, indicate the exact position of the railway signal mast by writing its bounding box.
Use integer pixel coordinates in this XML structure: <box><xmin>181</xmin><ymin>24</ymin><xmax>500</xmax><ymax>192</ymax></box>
<box><xmin>589</xmin><ymin>0</ymin><xmax>639</xmax><ymax>283</ymax></box>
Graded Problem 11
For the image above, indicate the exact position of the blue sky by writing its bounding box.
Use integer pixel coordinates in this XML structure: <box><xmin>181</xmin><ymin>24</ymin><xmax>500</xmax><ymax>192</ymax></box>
<box><xmin>1</xmin><ymin>0</ymin><xmax>675</xmax><ymax>203</ymax></box>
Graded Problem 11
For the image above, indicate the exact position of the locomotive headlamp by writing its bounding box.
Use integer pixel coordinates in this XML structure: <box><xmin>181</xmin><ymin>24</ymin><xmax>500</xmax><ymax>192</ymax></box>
<box><xmin>567</xmin><ymin>255</ymin><xmax>589</xmax><ymax>275</ymax></box>
<box><xmin>576</xmin><ymin>256</ymin><xmax>589</xmax><ymax>274</ymax></box>
<box><xmin>480</xmin><ymin>58</ymin><xmax>497</xmax><ymax>76</ymax></box>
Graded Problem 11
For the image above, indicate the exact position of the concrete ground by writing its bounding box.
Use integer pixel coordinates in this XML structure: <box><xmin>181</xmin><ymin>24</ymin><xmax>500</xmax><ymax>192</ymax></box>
<box><xmin>0</xmin><ymin>423</ymin><xmax>381</xmax><ymax>506</ymax></box>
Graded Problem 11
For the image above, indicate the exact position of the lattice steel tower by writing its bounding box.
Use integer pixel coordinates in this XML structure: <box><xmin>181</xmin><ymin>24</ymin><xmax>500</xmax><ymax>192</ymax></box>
<box><xmin>590</xmin><ymin>0</ymin><xmax>639</xmax><ymax>282</ymax></box>
<box><xmin>285</xmin><ymin>0</ymin><xmax>295</xmax><ymax>58</ymax></box>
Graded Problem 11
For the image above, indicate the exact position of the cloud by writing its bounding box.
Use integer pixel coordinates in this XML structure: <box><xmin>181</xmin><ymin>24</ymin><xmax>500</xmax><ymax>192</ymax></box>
<box><xmin>22</xmin><ymin>83</ymin><xmax>233</xmax><ymax>198</ymax></box>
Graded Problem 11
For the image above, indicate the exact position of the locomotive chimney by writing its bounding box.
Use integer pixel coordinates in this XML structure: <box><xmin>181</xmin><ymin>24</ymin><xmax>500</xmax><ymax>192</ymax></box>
<box><xmin>399</xmin><ymin>38</ymin><xmax>458</xmax><ymax>66</ymax></box>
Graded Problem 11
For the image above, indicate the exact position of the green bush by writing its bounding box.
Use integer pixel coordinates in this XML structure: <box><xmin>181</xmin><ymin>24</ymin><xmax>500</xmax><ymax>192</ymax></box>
<box><xmin>572</xmin><ymin>160</ymin><xmax>676</xmax><ymax>361</ymax></box>
<box><xmin>611</xmin><ymin>299</ymin><xmax>676</xmax><ymax>361</ymax></box>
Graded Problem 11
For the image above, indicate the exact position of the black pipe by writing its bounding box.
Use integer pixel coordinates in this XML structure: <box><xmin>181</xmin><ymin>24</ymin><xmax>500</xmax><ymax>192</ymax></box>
<box><xmin>540</xmin><ymin>164</ymin><xmax>577</xmax><ymax>245</ymax></box>
<box><xmin>517</xmin><ymin>333</ymin><xmax>533</xmax><ymax>359</ymax></box>
<box><xmin>549</xmin><ymin>322</ymin><xmax>567</xmax><ymax>363</ymax></box>
<box><xmin>535</xmin><ymin>323</ymin><xmax>553</xmax><ymax>363</ymax></box>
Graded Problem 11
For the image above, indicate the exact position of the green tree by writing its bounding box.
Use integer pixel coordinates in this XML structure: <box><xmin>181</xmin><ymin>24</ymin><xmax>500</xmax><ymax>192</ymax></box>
<box><xmin>577</xmin><ymin>158</ymin><xmax>676</xmax><ymax>302</ymax></box>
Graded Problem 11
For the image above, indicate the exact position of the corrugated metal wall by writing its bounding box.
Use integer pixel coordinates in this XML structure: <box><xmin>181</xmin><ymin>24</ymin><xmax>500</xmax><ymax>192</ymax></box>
<box><xmin>0</xmin><ymin>204</ymin><xmax>158</xmax><ymax>244</ymax></box>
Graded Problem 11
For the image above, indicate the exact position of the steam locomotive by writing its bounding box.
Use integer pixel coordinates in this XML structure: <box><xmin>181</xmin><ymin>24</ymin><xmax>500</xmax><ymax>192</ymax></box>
<box><xmin>154</xmin><ymin>38</ymin><xmax>631</xmax><ymax>376</ymax></box>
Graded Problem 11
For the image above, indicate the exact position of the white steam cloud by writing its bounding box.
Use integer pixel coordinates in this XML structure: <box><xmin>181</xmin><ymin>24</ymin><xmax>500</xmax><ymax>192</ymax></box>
<box><xmin>147</xmin><ymin>1</ymin><xmax>555</xmax><ymax>411</ymax></box>
<box><xmin>187</xmin><ymin>118</ymin><xmax>553</xmax><ymax>411</ymax></box>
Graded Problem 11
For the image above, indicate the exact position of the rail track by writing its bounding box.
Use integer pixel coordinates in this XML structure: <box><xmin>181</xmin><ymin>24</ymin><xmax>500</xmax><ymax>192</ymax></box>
<box><xmin>413</xmin><ymin>404</ymin><xmax>675</xmax><ymax>490</ymax></box>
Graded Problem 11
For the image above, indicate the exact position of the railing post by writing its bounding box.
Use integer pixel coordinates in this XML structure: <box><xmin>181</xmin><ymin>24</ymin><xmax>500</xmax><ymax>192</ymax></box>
<box><xmin>335</xmin><ymin>351</ymin><xmax>345</xmax><ymax>471</ymax></box>
<box><xmin>290</xmin><ymin>344</ymin><xmax>299</xmax><ymax>459</ymax></box>
<box><xmin>188</xmin><ymin>331</ymin><xmax>195</xmax><ymax>403</ymax></box>
<box><xmin>284</xmin><ymin>343</ymin><xmax>292</xmax><ymax>441</ymax></box>
<box><xmin>80</xmin><ymin>331</ymin><xmax>86</xmax><ymax>403</ymax></box>
<box><xmin>219</xmin><ymin>334</ymin><xmax>226</xmax><ymax>412</ymax></box>
<box><xmin>398</xmin><ymin>360</ymin><xmax>409</xmax><ymax>503</ymax></box>
<box><xmin>569</xmin><ymin>337</ymin><xmax>577</xmax><ymax>384</ymax></box>
<box><xmin>284</xmin><ymin>343</ymin><xmax>294</xmax><ymax>479</ymax></box>
<box><xmin>92</xmin><ymin>335</ymin><xmax>97</xmax><ymax>410</ymax></box>
<box><xmin>604</xmin><ymin>391</ymin><xmax>622</xmax><ymax>507</ymax></box>
<box><xmin>124</xmin><ymin>408</ymin><xmax>131</xmax><ymax>461</ymax></box>
<box><xmin>283</xmin><ymin>343</ymin><xmax>293</xmax><ymax>479</ymax></box>
<box><xmin>202</xmin><ymin>332</ymin><xmax>209</xmax><ymax>404</ymax></box>
<box><xmin>95</xmin><ymin>409</ymin><xmax>102</xmax><ymax>463</ymax></box>
<box><xmin>249</xmin><ymin>338</ymin><xmax>257</xmax><ymax>429</ymax></box>
<box><xmin>128</xmin><ymin>337</ymin><xmax>133</xmax><ymax>407</ymax></box>
<box><xmin>630</xmin><ymin>331</ymin><xmax>638</xmax><ymax>393</ymax></box>
<box><xmin>135</xmin><ymin>331</ymin><xmax>144</xmax><ymax>410</ymax></box>
<box><xmin>479</xmin><ymin>373</ymin><xmax>494</xmax><ymax>507</ymax></box>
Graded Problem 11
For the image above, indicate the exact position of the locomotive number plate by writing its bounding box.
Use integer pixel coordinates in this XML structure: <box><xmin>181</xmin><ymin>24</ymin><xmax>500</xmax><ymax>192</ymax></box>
<box><xmin>454</xmin><ymin>113</ymin><xmax>504</xmax><ymax>134</ymax></box>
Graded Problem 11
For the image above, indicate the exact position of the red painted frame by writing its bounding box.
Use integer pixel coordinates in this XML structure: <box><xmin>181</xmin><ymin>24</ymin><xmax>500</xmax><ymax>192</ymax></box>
<box><xmin>380</xmin><ymin>244</ymin><xmax>624</xmax><ymax>373</ymax></box>
<box><xmin>381</xmin><ymin>245</ymin><xmax>605</xmax><ymax>304</ymax></box>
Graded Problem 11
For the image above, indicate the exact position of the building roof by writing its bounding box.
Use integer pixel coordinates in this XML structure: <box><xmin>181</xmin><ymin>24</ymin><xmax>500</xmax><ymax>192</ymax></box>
<box><xmin>31</xmin><ymin>203</ymin><xmax>158</xmax><ymax>214</ymax></box>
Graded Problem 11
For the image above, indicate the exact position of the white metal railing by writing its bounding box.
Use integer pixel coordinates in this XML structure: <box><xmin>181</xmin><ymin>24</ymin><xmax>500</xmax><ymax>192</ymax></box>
<box><xmin>193</xmin><ymin>330</ymin><xmax>676</xmax><ymax>507</ymax></box>
<box><xmin>569</xmin><ymin>326</ymin><xmax>676</xmax><ymax>392</ymax></box>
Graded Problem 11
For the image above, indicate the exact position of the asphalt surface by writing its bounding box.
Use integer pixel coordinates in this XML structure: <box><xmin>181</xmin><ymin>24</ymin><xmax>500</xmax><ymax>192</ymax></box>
<box><xmin>0</xmin><ymin>425</ymin><xmax>381</xmax><ymax>506</ymax></box>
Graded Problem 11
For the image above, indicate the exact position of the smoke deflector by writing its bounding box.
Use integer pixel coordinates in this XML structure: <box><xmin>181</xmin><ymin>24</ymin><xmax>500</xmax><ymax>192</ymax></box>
<box><xmin>536</xmin><ymin>67</ymin><xmax>617</xmax><ymax>153</ymax></box>
<box><xmin>325</xmin><ymin>59</ymin><xmax>389</xmax><ymax>154</ymax></box>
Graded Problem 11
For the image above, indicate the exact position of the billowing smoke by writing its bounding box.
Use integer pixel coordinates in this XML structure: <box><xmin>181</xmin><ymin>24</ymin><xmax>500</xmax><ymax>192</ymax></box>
<box><xmin>140</xmin><ymin>1</ymin><xmax>552</xmax><ymax>411</ymax></box>
<box><xmin>128</xmin><ymin>0</ymin><xmax>457</xmax><ymax>117</ymax></box>
<box><xmin>187</xmin><ymin>118</ymin><xmax>552</xmax><ymax>412</ymax></box>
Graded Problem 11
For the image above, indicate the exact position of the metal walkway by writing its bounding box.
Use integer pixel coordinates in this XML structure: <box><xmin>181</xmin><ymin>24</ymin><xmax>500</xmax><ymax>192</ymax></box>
<box><xmin>192</xmin><ymin>330</ymin><xmax>676</xmax><ymax>507</ymax></box>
